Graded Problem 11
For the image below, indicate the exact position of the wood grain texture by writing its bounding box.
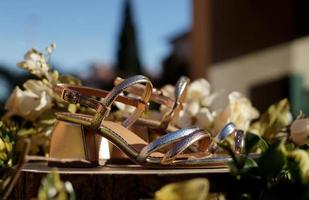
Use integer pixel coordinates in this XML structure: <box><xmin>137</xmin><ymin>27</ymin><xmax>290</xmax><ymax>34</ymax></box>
<box><xmin>12</xmin><ymin>163</ymin><xmax>232</xmax><ymax>200</ymax></box>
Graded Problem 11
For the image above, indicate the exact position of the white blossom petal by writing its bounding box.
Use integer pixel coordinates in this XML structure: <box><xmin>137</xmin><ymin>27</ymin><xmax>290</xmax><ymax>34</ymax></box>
<box><xmin>160</xmin><ymin>84</ymin><xmax>175</xmax><ymax>100</ymax></box>
<box><xmin>24</xmin><ymin>50</ymin><xmax>42</xmax><ymax>62</ymax></box>
<box><xmin>35</xmin><ymin>91</ymin><xmax>50</xmax><ymax>111</ymax></box>
<box><xmin>195</xmin><ymin>108</ymin><xmax>214</xmax><ymax>129</ymax></box>
<box><xmin>4</xmin><ymin>80</ymin><xmax>53</xmax><ymax>121</ymax></box>
<box><xmin>187</xmin><ymin>78</ymin><xmax>211</xmax><ymax>101</ymax></box>
<box><xmin>114</xmin><ymin>102</ymin><xmax>135</xmax><ymax>114</ymax></box>
<box><xmin>185</xmin><ymin>100</ymin><xmax>200</xmax><ymax>116</ymax></box>
<box><xmin>174</xmin><ymin>110</ymin><xmax>192</xmax><ymax>128</ymax></box>
<box><xmin>23</xmin><ymin>80</ymin><xmax>53</xmax><ymax>96</ymax></box>
<box><xmin>228</xmin><ymin>92</ymin><xmax>259</xmax><ymax>131</ymax></box>
<box><xmin>18</xmin><ymin>49</ymin><xmax>50</xmax><ymax>79</ymax></box>
<box><xmin>200</xmin><ymin>90</ymin><xmax>222</xmax><ymax>107</ymax></box>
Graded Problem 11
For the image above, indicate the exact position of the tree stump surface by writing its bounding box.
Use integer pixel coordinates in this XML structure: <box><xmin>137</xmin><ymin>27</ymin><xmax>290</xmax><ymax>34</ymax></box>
<box><xmin>13</xmin><ymin>162</ymin><xmax>233</xmax><ymax>200</ymax></box>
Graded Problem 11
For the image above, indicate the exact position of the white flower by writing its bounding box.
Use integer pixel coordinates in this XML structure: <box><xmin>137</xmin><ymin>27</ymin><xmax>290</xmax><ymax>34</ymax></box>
<box><xmin>160</xmin><ymin>84</ymin><xmax>175</xmax><ymax>99</ymax></box>
<box><xmin>160</xmin><ymin>78</ymin><xmax>218</xmax><ymax>130</ymax></box>
<box><xmin>23</xmin><ymin>79</ymin><xmax>53</xmax><ymax>96</ymax></box>
<box><xmin>114</xmin><ymin>93</ymin><xmax>137</xmax><ymax>115</ymax></box>
<box><xmin>290</xmin><ymin>118</ymin><xmax>309</xmax><ymax>146</ymax></box>
<box><xmin>114</xmin><ymin>102</ymin><xmax>135</xmax><ymax>114</ymax></box>
<box><xmin>187</xmin><ymin>78</ymin><xmax>211</xmax><ymax>101</ymax></box>
<box><xmin>160</xmin><ymin>84</ymin><xmax>175</xmax><ymax>113</ymax></box>
<box><xmin>3</xmin><ymin>80</ymin><xmax>53</xmax><ymax>122</ymax></box>
<box><xmin>213</xmin><ymin>92</ymin><xmax>259</xmax><ymax>132</ymax></box>
<box><xmin>186</xmin><ymin>100</ymin><xmax>200</xmax><ymax>116</ymax></box>
<box><xmin>174</xmin><ymin>110</ymin><xmax>193</xmax><ymax>128</ymax></box>
<box><xmin>195</xmin><ymin>108</ymin><xmax>215</xmax><ymax>128</ymax></box>
<box><xmin>229</xmin><ymin>92</ymin><xmax>259</xmax><ymax>130</ymax></box>
<box><xmin>17</xmin><ymin>48</ymin><xmax>54</xmax><ymax>82</ymax></box>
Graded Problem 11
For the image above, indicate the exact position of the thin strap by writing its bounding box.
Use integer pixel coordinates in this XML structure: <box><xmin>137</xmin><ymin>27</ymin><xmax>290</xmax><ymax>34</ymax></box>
<box><xmin>92</xmin><ymin>75</ymin><xmax>153</xmax><ymax>129</ymax></box>
<box><xmin>161</xmin><ymin>131</ymin><xmax>210</xmax><ymax>165</ymax></box>
<box><xmin>54</xmin><ymin>85</ymin><xmax>146</xmax><ymax>109</ymax></box>
<box><xmin>136</xmin><ymin>127</ymin><xmax>203</xmax><ymax>162</ymax></box>
<box><xmin>54</xmin><ymin>75</ymin><xmax>153</xmax><ymax>130</ymax></box>
<box><xmin>115</xmin><ymin>76</ymin><xmax>190</xmax><ymax>132</ymax></box>
<box><xmin>158</xmin><ymin>76</ymin><xmax>190</xmax><ymax>131</ymax></box>
<box><xmin>114</xmin><ymin>77</ymin><xmax>175</xmax><ymax>108</ymax></box>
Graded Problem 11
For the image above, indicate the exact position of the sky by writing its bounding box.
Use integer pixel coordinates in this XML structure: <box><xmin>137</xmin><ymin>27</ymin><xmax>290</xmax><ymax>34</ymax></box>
<box><xmin>0</xmin><ymin>0</ymin><xmax>191</xmax><ymax>75</ymax></box>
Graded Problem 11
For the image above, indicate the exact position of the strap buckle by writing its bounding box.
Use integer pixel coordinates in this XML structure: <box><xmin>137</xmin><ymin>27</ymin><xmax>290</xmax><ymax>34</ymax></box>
<box><xmin>62</xmin><ymin>89</ymin><xmax>80</xmax><ymax>104</ymax></box>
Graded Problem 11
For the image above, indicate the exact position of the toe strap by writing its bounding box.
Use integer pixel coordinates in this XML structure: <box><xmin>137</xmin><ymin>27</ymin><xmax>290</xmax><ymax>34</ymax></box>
<box><xmin>136</xmin><ymin>127</ymin><xmax>202</xmax><ymax>162</ymax></box>
<box><xmin>136</xmin><ymin>127</ymin><xmax>211</xmax><ymax>163</ymax></box>
<box><xmin>161</xmin><ymin>131</ymin><xmax>211</xmax><ymax>165</ymax></box>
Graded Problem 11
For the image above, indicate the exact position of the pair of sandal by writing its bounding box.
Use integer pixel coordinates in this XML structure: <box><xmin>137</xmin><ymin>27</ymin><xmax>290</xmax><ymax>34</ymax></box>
<box><xmin>49</xmin><ymin>75</ymin><xmax>241</xmax><ymax>168</ymax></box>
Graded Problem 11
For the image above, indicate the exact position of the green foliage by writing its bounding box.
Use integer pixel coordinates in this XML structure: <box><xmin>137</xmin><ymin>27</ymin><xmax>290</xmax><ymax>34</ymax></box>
<box><xmin>287</xmin><ymin>149</ymin><xmax>309</xmax><ymax>184</ymax></box>
<box><xmin>0</xmin><ymin>45</ymin><xmax>82</xmax><ymax>199</ymax></box>
<box><xmin>2</xmin><ymin>42</ymin><xmax>309</xmax><ymax>200</ymax></box>
<box><xmin>245</xmin><ymin>132</ymin><xmax>269</xmax><ymax>153</ymax></box>
<box><xmin>37</xmin><ymin>170</ymin><xmax>75</xmax><ymax>200</ymax></box>
<box><xmin>257</xmin><ymin>141</ymin><xmax>286</xmax><ymax>179</ymax></box>
<box><xmin>219</xmin><ymin>99</ymin><xmax>309</xmax><ymax>199</ymax></box>
<box><xmin>0</xmin><ymin>122</ymin><xmax>16</xmax><ymax>168</ymax></box>
<box><xmin>155</xmin><ymin>178</ymin><xmax>210</xmax><ymax>200</ymax></box>
<box><xmin>250</xmin><ymin>99</ymin><xmax>291</xmax><ymax>139</ymax></box>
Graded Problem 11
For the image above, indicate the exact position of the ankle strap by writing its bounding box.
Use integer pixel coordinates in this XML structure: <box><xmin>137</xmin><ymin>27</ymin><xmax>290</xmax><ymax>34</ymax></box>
<box><xmin>114</xmin><ymin>77</ymin><xmax>175</xmax><ymax>108</ymax></box>
<box><xmin>54</xmin><ymin>75</ymin><xmax>153</xmax><ymax>130</ymax></box>
<box><xmin>92</xmin><ymin>75</ymin><xmax>153</xmax><ymax>129</ymax></box>
<box><xmin>54</xmin><ymin>84</ymin><xmax>146</xmax><ymax>110</ymax></box>
<box><xmin>115</xmin><ymin>76</ymin><xmax>190</xmax><ymax>132</ymax></box>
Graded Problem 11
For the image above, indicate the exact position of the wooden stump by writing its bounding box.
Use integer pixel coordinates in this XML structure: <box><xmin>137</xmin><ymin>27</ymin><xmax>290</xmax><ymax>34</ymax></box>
<box><xmin>13</xmin><ymin>162</ymin><xmax>232</xmax><ymax>200</ymax></box>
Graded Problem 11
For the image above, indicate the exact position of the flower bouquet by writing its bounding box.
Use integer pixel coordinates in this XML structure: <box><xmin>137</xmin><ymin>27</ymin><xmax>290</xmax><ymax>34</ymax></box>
<box><xmin>0</xmin><ymin>45</ymin><xmax>309</xmax><ymax>199</ymax></box>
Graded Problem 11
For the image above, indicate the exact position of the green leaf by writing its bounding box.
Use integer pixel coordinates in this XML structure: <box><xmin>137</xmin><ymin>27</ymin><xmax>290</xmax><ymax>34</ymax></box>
<box><xmin>287</xmin><ymin>149</ymin><xmax>309</xmax><ymax>184</ymax></box>
<box><xmin>37</xmin><ymin>170</ymin><xmax>75</xmax><ymax>200</ymax></box>
<box><xmin>243</xmin><ymin>158</ymin><xmax>258</xmax><ymax>169</ymax></box>
<box><xmin>249</xmin><ymin>98</ymin><xmax>291</xmax><ymax>139</ymax></box>
<box><xmin>258</xmin><ymin>137</ymin><xmax>269</xmax><ymax>152</ymax></box>
<box><xmin>245</xmin><ymin>132</ymin><xmax>261</xmax><ymax>153</ymax></box>
<box><xmin>0</xmin><ymin>122</ymin><xmax>16</xmax><ymax>168</ymax></box>
<box><xmin>258</xmin><ymin>140</ymin><xmax>286</xmax><ymax>178</ymax></box>
<box><xmin>245</xmin><ymin>132</ymin><xmax>269</xmax><ymax>154</ymax></box>
<box><xmin>154</xmin><ymin>178</ymin><xmax>209</xmax><ymax>200</ymax></box>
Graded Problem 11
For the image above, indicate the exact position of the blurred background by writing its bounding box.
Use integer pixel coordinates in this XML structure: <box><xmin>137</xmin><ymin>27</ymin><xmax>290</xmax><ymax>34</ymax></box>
<box><xmin>1</xmin><ymin>0</ymin><xmax>309</xmax><ymax>116</ymax></box>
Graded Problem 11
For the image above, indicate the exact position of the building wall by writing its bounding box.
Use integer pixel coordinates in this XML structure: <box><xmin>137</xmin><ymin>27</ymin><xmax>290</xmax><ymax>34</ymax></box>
<box><xmin>208</xmin><ymin>36</ymin><xmax>309</xmax><ymax>110</ymax></box>
<box><xmin>191</xmin><ymin>0</ymin><xmax>309</xmax><ymax>79</ymax></box>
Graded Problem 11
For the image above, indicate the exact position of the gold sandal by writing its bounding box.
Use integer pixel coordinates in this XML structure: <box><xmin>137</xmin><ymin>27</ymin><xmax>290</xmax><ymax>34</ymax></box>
<box><xmin>49</xmin><ymin>75</ymin><xmax>233</xmax><ymax>168</ymax></box>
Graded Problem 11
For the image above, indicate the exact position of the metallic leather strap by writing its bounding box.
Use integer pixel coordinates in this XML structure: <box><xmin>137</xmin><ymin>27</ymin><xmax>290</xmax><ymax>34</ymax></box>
<box><xmin>161</xmin><ymin>130</ymin><xmax>211</xmax><ymax>165</ymax></box>
<box><xmin>115</xmin><ymin>76</ymin><xmax>190</xmax><ymax>132</ymax></box>
<box><xmin>54</xmin><ymin>75</ymin><xmax>153</xmax><ymax>130</ymax></box>
<box><xmin>208</xmin><ymin>122</ymin><xmax>236</xmax><ymax>153</ymax></box>
<box><xmin>215</xmin><ymin>122</ymin><xmax>236</xmax><ymax>142</ymax></box>
<box><xmin>234</xmin><ymin>129</ymin><xmax>244</xmax><ymax>154</ymax></box>
<box><xmin>158</xmin><ymin>76</ymin><xmax>190</xmax><ymax>131</ymax></box>
<box><xmin>91</xmin><ymin>75</ymin><xmax>153</xmax><ymax>130</ymax></box>
<box><xmin>114</xmin><ymin>77</ymin><xmax>175</xmax><ymax>108</ymax></box>
<box><xmin>136</xmin><ymin>127</ymin><xmax>201</xmax><ymax>162</ymax></box>
<box><xmin>54</xmin><ymin>84</ymin><xmax>146</xmax><ymax>109</ymax></box>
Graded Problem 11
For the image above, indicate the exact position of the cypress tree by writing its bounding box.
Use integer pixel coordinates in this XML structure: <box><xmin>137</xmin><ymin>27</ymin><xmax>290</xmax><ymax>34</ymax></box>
<box><xmin>115</xmin><ymin>0</ymin><xmax>142</xmax><ymax>77</ymax></box>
